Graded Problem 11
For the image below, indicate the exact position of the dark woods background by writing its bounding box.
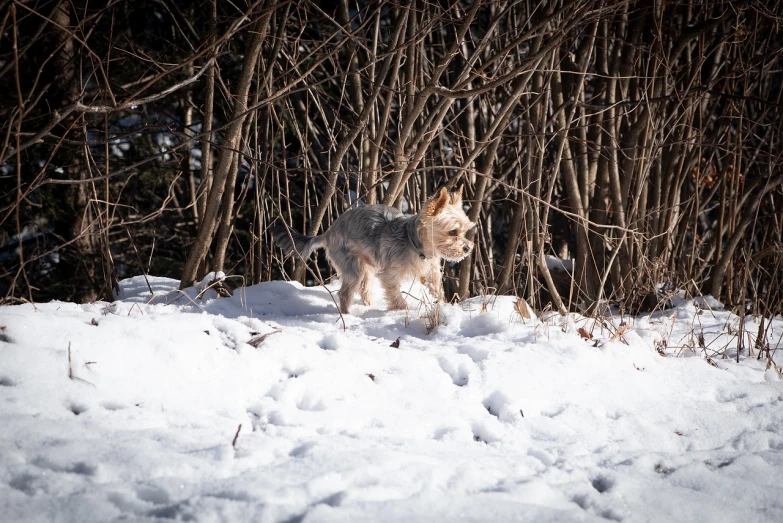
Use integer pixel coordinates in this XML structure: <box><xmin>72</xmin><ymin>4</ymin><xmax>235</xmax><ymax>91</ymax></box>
<box><xmin>1</xmin><ymin>0</ymin><xmax>782</xmax><ymax>317</ymax></box>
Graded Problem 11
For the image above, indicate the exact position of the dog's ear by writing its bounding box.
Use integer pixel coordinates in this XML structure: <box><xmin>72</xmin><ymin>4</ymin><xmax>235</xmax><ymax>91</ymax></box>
<box><xmin>426</xmin><ymin>187</ymin><xmax>449</xmax><ymax>216</ymax></box>
<box><xmin>449</xmin><ymin>185</ymin><xmax>463</xmax><ymax>205</ymax></box>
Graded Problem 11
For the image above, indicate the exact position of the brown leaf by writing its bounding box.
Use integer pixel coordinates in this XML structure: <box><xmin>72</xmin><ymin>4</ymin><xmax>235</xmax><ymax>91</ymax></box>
<box><xmin>514</xmin><ymin>297</ymin><xmax>532</xmax><ymax>319</ymax></box>
<box><xmin>367</xmin><ymin>373</ymin><xmax>376</xmax><ymax>381</ymax></box>
<box><xmin>577</xmin><ymin>327</ymin><xmax>592</xmax><ymax>340</ymax></box>
<box><xmin>90</xmin><ymin>318</ymin><xmax>99</xmax><ymax>326</ymax></box>
<box><xmin>674</xmin><ymin>431</ymin><xmax>683</xmax><ymax>436</ymax></box>
<box><xmin>390</xmin><ymin>338</ymin><xmax>400</xmax><ymax>348</ymax></box>
<box><xmin>610</xmin><ymin>324</ymin><xmax>629</xmax><ymax>340</ymax></box>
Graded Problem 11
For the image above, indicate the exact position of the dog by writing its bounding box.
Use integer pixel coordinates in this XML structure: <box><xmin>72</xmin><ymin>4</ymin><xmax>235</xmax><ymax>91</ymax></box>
<box><xmin>272</xmin><ymin>186</ymin><xmax>475</xmax><ymax>314</ymax></box>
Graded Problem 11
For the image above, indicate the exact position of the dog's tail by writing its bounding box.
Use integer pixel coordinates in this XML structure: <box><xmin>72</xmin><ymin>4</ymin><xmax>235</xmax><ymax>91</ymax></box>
<box><xmin>271</xmin><ymin>224</ymin><xmax>324</xmax><ymax>260</ymax></box>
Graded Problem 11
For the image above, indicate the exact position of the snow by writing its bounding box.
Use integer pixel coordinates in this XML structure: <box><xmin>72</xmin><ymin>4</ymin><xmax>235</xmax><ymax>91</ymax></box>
<box><xmin>1</xmin><ymin>274</ymin><xmax>782</xmax><ymax>522</ymax></box>
<box><xmin>545</xmin><ymin>255</ymin><xmax>573</xmax><ymax>272</ymax></box>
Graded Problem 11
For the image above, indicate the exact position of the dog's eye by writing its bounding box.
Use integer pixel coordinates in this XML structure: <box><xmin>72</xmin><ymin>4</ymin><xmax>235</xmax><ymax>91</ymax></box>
<box><xmin>449</xmin><ymin>229</ymin><xmax>459</xmax><ymax>236</ymax></box>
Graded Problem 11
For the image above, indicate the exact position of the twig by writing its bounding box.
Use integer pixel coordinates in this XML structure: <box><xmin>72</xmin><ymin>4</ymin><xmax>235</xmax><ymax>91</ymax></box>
<box><xmin>231</xmin><ymin>424</ymin><xmax>242</xmax><ymax>449</ymax></box>
<box><xmin>248</xmin><ymin>329</ymin><xmax>281</xmax><ymax>348</ymax></box>
<box><xmin>125</xmin><ymin>226</ymin><xmax>153</xmax><ymax>295</ymax></box>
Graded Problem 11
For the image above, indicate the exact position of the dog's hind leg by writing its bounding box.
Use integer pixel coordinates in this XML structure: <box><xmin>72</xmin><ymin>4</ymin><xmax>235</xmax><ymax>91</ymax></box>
<box><xmin>359</xmin><ymin>267</ymin><xmax>373</xmax><ymax>306</ymax></box>
<box><xmin>329</xmin><ymin>246</ymin><xmax>361</xmax><ymax>314</ymax></box>
<box><xmin>338</xmin><ymin>276</ymin><xmax>360</xmax><ymax>314</ymax></box>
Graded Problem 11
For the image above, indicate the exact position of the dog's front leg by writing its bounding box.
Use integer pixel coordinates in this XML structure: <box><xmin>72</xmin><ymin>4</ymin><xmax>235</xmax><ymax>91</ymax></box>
<box><xmin>422</xmin><ymin>259</ymin><xmax>444</xmax><ymax>302</ymax></box>
<box><xmin>379</xmin><ymin>271</ymin><xmax>407</xmax><ymax>310</ymax></box>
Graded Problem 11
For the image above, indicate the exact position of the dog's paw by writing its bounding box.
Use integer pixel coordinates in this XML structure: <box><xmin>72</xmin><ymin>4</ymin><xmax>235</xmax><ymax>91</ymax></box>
<box><xmin>387</xmin><ymin>299</ymin><xmax>408</xmax><ymax>311</ymax></box>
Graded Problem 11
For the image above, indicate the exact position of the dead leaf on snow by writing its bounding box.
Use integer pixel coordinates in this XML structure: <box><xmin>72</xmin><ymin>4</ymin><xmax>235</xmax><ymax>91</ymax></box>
<box><xmin>577</xmin><ymin>327</ymin><xmax>592</xmax><ymax>340</ymax></box>
<box><xmin>514</xmin><ymin>297</ymin><xmax>532</xmax><ymax>320</ymax></box>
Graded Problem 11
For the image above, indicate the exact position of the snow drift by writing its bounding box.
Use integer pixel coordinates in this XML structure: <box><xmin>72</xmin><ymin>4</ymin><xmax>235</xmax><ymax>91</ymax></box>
<box><xmin>1</xmin><ymin>275</ymin><xmax>782</xmax><ymax>522</ymax></box>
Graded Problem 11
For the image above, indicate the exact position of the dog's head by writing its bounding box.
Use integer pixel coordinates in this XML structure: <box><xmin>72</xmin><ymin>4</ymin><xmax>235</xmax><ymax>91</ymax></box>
<box><xmin>418</xmin><ymin>186</ymin><xmax>475</xmax><ymax>262</ymax></box>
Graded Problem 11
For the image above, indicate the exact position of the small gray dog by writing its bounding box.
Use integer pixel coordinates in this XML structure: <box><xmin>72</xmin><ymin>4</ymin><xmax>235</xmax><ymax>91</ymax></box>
<box><xmin>272</xmin><ymin>186</ymin><xmax>475</xmax><ymax>314</ymax></box>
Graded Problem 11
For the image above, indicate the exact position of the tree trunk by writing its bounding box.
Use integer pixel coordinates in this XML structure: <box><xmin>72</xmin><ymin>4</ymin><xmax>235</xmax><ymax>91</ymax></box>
<box><xmin>51</xmin><ymin>2</ymin><xmax>101</xmax><ymax>303</ymax></box>
<box><xmin>180</xmin><ymin>5</ymin><xmax>272</xmax><ymax>289</ymax></box>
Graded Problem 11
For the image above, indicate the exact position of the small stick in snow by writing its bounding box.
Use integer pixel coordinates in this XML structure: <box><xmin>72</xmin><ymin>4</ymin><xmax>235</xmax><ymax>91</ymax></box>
<box><xmin>232</xmin><ymin>424</ymin><xmax>242</xmax><ymax>449</ymax></box>
<box><xmin>147</xmin><ymin>233</ymin><xmax>156</xmax><ymax>274</ymax></box>
<box><xmin>125</xmin><ymin>226</ymin><xmax>153</xmax><ymax>295</ymax></box>
<box><xmin>755</xmin><ymin>318</ymin><xmax>767</xmax><ymax>359</ymax></box>
<box><xmin>65</xmin><ymin>343</ymin><xmax>96</xmax><ymax>387</ymax></box>
<box><xmin>248</xmin><ymin>329</ymin><xmax>281</xmax><ymax>348</ymax></box>
<box><xmin>128</xmin><ymin>303</ymin><xmax>144</xmax><ymax>316</ymax></box>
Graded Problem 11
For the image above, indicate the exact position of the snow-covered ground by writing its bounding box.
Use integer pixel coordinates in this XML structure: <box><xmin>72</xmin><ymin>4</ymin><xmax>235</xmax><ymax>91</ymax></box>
<box><xmin>1</xmin><ymin>275</ymin><xmax>782</xmax><ymax>522</ymax></box>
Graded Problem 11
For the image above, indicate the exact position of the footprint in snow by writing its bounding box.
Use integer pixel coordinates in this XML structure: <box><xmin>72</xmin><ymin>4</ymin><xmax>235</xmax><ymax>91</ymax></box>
<box><xmin>66</xmin><ymin>401</ymin><xmax>89</xmax><ymax>416</ymax></box>
<box><xmin>135</xmin><ymin>485</ymin><xmax>171</xmax><ymax>505</ymax></box>
<box><xmin>483</xmin><ymin>390</ymin><xmax>520</xmax><ymax>423</ymax></box>
<box><xmin>10</xmin><ymin>473</ymin><xmax>38</xmax><ymax>495</ymax></box>
<box><xmin>457</xmin><ymin>343</ymin><xmax>490</xmax><ymax>363</ymax></box>
<box><xmin>32</xmin><ymin>456</ymin><xmax>97</xmax><ymax>476</ymax></box>
<box><xmin>437</xmin><ymin>355</ymin><xmax>472</xmax><ymax>387</ymax></box>
<box><xmin>590</xmin><ymin>474</ymin><xmax>614</xmax><ymax>493</ymax></box>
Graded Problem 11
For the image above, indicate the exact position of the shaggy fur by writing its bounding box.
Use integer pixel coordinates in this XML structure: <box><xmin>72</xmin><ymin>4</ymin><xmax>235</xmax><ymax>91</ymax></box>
<box><xmin>272</xmin><ymin>186</ymin><xmax>475</xmax><ymax>314</ymax></box>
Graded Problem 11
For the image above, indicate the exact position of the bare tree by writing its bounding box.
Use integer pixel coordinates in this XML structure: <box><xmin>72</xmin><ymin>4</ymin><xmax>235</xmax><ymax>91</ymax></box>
<box><xmin>2</xmin><ymin>0</ymin><xmax>781</xmax><ymax>318</ymax></box>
